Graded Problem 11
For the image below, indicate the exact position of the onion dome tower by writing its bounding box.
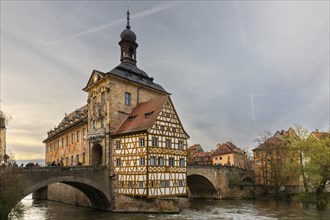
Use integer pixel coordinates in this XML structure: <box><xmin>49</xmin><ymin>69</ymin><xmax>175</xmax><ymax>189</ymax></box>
<box><xmin>119</xmin><ymin>10</ymin><xmax>138</xmax><ymax>65</ymax></box>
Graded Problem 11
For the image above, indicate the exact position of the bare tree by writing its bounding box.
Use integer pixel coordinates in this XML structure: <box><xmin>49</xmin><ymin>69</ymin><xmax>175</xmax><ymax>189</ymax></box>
<box><xmin>253</xmin><ymin>129</ymin><xmax>298</xmax><ymax>197</ymax></box>
<box><xmin>253</xmin><ymin>130</ymin><xmax>273</xmax><ymax>188</ymax></box>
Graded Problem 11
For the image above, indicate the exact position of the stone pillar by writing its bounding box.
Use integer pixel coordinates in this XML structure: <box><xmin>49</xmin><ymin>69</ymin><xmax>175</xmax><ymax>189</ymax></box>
<box><xmin>32</xmin><ymin>186</ymin><xmax>48</xmax><ymax>200</ymax></box>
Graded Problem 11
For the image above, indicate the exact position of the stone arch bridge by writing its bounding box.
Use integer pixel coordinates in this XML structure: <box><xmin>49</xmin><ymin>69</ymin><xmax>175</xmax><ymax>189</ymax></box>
<box><xmin>1</xmin><ymin>166</ymin><xmax>112</xmax><ymax>213</ymax></box>
<box><xmin>187</xmin><ymin>164</ymin><xmax>255</xmax><ymax>199</ymax></box>
<box><xmin>1</xmin><ymin>164</ymin><xmax>255</xmax><ymax>215</ymax></box>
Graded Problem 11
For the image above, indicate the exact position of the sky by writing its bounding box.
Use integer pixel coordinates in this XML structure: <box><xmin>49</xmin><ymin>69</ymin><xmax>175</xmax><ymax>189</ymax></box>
<box><xmin>0</xmin><ymin>1</ymin><xmax>329</xmax><ymax>160</ymax></box>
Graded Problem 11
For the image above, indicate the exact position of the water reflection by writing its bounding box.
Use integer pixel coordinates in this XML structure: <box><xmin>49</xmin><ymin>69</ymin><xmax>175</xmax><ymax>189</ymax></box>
<box><xmin>10</xmin><ymin>195</ymin><xmax>330</xmax><ymax>220</ymax></box>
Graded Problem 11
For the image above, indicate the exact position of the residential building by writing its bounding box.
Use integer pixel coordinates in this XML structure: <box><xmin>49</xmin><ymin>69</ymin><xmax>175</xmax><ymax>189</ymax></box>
<box><xmin>187</xmin><ymin>144</ymin><xmax>212</xmax><ymax>165</ymax></box>
<box><xmin>211</xmin><ymin>142</ymin><xmax>247</xmax><ymax>168</ymax></box>
<box><xmin>252</xmin><ymin>128</ymin><xmax>299</xmax><ymax>187</ymax></box>
<box><xmin>308</xmin><ymin>129</ymin><xmax>330</xmax><ymax>141</ymax></box>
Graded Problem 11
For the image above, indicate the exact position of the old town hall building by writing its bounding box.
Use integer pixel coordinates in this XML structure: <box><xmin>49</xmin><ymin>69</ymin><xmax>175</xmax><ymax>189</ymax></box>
<box><xmin>43</xmin><ymin>11</ymin><xmax>189</xmax><ymax>198</ymax></box>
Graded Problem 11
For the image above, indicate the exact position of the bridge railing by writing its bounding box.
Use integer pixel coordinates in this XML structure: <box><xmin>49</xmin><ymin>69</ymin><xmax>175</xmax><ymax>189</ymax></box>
<box><xmin>188</xmin><ymin>164</ymin><xmax>254</xmax><ymax>172</ymax></box>
<box><xmin>0</xmin><ymin>165</ymin><xmax>108</xmax><ymax>173</ymax></box>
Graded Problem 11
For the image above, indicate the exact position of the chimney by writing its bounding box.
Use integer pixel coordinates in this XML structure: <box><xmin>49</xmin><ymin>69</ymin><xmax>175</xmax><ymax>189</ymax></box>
<box><xmin>216</xmin><ymin>143</ymin><xmax>221</xmax><ymax>150</ymax></box>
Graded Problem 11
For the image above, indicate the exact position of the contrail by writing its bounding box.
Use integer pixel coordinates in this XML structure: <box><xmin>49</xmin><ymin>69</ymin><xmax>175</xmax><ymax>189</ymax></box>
<box><xmin>45</xmin><ymin>2</ymin><xmax>180</xmax><ymax>46</ymax></box>
<box><xmin>250</xmin><ymin>90</ymin><xmax>256</xmax><ymax>126</ymax></box>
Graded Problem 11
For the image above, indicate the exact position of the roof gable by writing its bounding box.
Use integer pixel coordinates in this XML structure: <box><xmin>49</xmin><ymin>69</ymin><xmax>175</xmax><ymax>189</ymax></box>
<box><xmin>83</xmin><ymin>70</ymin><xmax>106</xmax><ymax>91</ymax></box>
<box><xmin>149</xmin><ymin>97</ymin><xmax>189</xmax><ymax>138</ymax></box>
<box><xmin>112</xmin><ymin>95</ymin><xmax>189</xmax><ymax>138</ymax></box>
<box><xmin>188</xmin><ymin>144</ymin><xmax>204</xmax><ymax>152</ymax></box>
<box><xmin>308</xmin><ymin>131</ymin><xmax>330</xmax><ymax>140</ymax></box>
<box><xmin>213</xmin><ymin>142</ymin><xmax>246</xmax><ymax>156</ymax></box>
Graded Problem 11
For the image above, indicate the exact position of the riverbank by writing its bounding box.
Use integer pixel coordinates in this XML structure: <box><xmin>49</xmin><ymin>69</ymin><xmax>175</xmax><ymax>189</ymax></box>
<box><xmin>292</xmin><ymin>192</ymin><xmax>330</xmax><ymax>208</ymax></box>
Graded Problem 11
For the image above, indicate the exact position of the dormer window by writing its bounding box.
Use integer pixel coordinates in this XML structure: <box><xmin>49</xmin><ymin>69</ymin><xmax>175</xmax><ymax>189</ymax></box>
<box><xmin>144</xmin><ymin>111</ymin><xmax>154</xmax><ymax>118</ymax></box>
<box><xmin>128</xmin><ymin>115</ymin><xmax>136</xmax><ymax>121</ymax></box>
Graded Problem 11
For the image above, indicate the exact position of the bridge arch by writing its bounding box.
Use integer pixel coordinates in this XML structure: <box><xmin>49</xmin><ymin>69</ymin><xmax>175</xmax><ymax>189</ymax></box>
<box><xmin>241</xmin><ymin>176</ymin><xmax>254</xmax><ymax>185</ymax></box>
<box><xmin>21</xmin><ymin>176</ymin><xmax>111</xmax><ymax>211</ymax></box>
<box><xmin>187</xmin><ymin>174</ymin><xmax>217</xmax><ymax>198</ymax></box>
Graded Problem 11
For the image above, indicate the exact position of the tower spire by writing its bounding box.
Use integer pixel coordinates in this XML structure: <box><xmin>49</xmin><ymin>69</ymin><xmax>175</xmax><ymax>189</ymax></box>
<box><xmin>119</xmin><ymin>10</ymin><xmax>138</xmax><ymax>65</ymax></box>
<box><xmin>126</xmin><ymin>10</ymin><xmax>131</xmax><ymax>30</ymax></box>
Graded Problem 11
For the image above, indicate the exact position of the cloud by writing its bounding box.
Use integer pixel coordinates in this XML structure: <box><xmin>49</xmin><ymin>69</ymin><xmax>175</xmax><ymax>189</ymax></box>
<box><xmin>1</xmin><ymin>1</ymin><xmax>328</xmax><ymax>157</ymax></box>
<box><xmin>45</xmin><ymin>1</ymin><xmax>180</xmax><ymax>46</ymax></box>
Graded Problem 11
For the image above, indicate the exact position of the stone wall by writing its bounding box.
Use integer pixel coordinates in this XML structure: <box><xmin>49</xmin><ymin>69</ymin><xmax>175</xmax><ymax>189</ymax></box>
<box><xmin>47</xmin><ymin>183</ymin><xmax>91</xmax><ymax>207</ymax></box>
<box><xmin>113</xmin><ymin>194</ymin><xmax>179</xmax><ymax>213</ymax></box>
<box><xmin>187</xmin><ymin>165</ymin><xmax>255</xmax><ymax>199</ymax></box>
<box><xmin>46</xmin><ymin>183</ymin><xmax>180</xmax><ymax>213</ymax></box>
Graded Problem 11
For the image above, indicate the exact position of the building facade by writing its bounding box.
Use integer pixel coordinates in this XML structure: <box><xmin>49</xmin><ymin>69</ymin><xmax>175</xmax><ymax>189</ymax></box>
<box><xmin>252</xmin><ymin>128</ymin><xmax>299</xmax><ymax>187</ymax></box>
<box><xmin>211</xmin><ymin>142</ymin><xmax>247</xmax><ymax>168</ymax></box>
<box><xmin>44</xmin><ymin>105</ymin><xmax>88</xmax><ymax>166</ymax></box>
<box><xmin>112</xmin><ymin>96</ymin><xmax>188</xmax><ymax>197</ymax></box>
<box><xmin>43</xmin><ymin>11</ymin><xmax>189</xmax><ymax>198</ymax></box>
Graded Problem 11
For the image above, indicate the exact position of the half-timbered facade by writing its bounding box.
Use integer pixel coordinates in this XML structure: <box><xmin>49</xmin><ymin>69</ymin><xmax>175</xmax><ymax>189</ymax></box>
<box><xmin>112</xmin><ymin>96</ymin><xmax>189</xmax><ymax>197</ymax></box>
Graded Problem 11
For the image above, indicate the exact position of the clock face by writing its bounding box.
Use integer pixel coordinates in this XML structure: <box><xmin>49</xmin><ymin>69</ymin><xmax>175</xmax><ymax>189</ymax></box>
<box><xmin>93</xmin><ymin>75</ymin><xmax>98</xmax><ymax>83</ymax></box>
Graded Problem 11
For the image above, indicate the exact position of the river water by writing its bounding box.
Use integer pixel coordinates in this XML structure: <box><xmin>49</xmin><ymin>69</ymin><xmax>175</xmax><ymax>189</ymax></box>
<box><xmin>9</xmin><ymin>195</ymin><xmax>330</xmax><ymax>220</ymax></box>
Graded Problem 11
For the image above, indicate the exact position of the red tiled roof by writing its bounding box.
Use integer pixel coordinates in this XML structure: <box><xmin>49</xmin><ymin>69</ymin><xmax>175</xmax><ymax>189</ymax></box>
<box><xmin>226</xmin><ymin>141</ymin><xmax>237</xmax><ymax>149</ymax></box>
<box><xmin>112</xmin><ymin>95</ymin><xmax>169</xmax><ymax>136</ymax></box>
<box><xmin>189</xmin><ymin>145</ymin><xmax>197</xmax><ymax>150</ymax></box>
<box><xmin>191</xmin><ymin>151</ymin><xmax>212</xmax><ymax>162</ymax></box>
<box><xmin>212</xmin><ymin>142</ymin><xmax>245</xmax><ymax>156</ymax></box>
<box><xmin>252</xmin><ymin>128</ymin><xmax>299</xmax><ymax>152</ymax></box>
<box><xmin>188</xmin><ymin>144</ymin><xmax>204</xmax><ymax>152</ymax></box>
<box><xmin>212</xmin><ymin>145</ymin><xmax>233</xmax><ymax>156</ymax></box>
<box><xmin>252</xmin><ymin>136</ymin><xmax>286</xmax><ymax>151</ymax></box>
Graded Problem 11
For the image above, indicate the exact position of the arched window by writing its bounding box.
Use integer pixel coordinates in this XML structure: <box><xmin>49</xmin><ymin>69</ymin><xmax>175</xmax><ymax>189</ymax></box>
<box><xmin>128</xmin><ymin>47</ymin><xmax>134</xmax><ymax>58</ymax></box>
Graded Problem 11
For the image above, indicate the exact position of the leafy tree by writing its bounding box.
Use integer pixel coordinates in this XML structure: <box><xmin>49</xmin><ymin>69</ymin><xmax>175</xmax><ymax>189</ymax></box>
<box><xmin>287</xmin><ymin>124</ymin><xmax>311</xmax><ymax>193</ymax></box>
<box><xmin>307</xmin><ymin>136</ymin><xmax>330</xmax><ymax>201</ymax></box>
<box><xmin>0</xmin><ymin>159</ymin><xmax>22</xmax><ymax>219</ymax></box>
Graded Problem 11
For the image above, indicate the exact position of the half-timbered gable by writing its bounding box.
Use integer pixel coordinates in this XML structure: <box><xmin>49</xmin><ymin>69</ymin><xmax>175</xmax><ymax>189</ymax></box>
<box><xmin>112</xmin><ymin>95</ymin><xmax>189</xmax><ymax>197</ymax></box>
<box><xmin>147</xmin><ymin>97</ymin><xmax>188</xmax><ymax>197</ymax></box>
